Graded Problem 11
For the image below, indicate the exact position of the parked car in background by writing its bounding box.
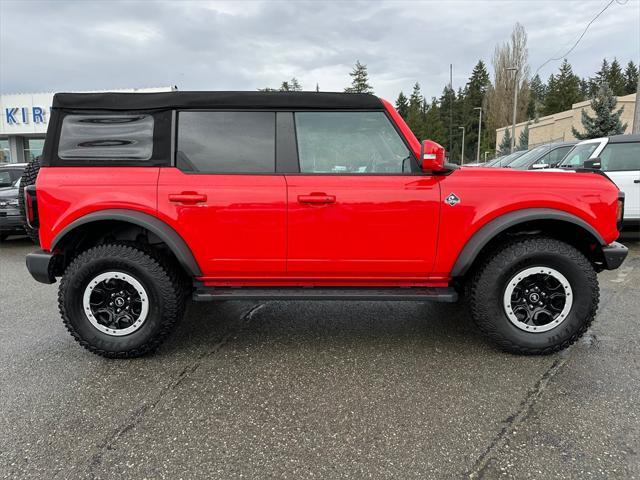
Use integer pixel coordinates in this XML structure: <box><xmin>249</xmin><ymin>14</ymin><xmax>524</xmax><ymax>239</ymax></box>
<box><xmin>484</xmin><ymin>150</ymin><xmax>527</xmax><ymax>167</ymax></box>
<box><xmin>507</xmin><ymin>141</ymin><xmax>577</xmax><ymax>170</ymax></box>
<box><xmin>559</xmin><ymin>134</ymin><xmax>640</xmax><ymax>226</ymax></box>
<box><xmin>0</xmin><ymin>163</ymin><xmax>27</xmax><ymax>241</ymax></box>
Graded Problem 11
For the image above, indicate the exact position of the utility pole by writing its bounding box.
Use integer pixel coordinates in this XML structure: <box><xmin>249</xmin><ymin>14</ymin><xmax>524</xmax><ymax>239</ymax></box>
<box><xmin>474</xmin><ymin>107</ymin><xmax>482</xmax><ymax>162</ymax></box>
<box><xmin>458</xmin><ymin>126</ymin><xmax>465</xmax><ymax>164</ymax></box>
<box><xmin>449</xmin><ymin>64</ymin><xmax>453</xmax><ymax>156</ymax></box>
<box><xmin>507</xmin><ymin>67</ymin><xmax>519</xmax><ymax>154</ymax></box>
<box><xmin>633</xmin><ymin>72</ymin><xmax>640</xmax><ymax>133</ymax></box>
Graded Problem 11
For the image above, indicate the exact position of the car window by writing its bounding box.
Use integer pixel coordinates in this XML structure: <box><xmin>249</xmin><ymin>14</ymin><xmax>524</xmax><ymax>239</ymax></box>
<box><xmin>0</xmin><ymin>170</ymin><xmax>12</xmax><ymax>187</ymax></box>
<box><xmin>559</xmin><ymin>143</ymin><xmax>599</xmax><ymax>167</ymax></box>
<box><xmin>533</xmin><ymin>146</ymin><xmax>572</xmax><ymax>168</ymax></box>
<box><xmin>58</xmin><ymin>114</ymin><xmax>154</xmax><ymax>160</ymax></box>
<box><xmin>599</xmin><ymin>143</ymin><xmax>640</xmax><ymax>172</ymax></box>
<box><xmin>177</xmin><ymin>112</ymin><xmax>275</xmax><ymax>174</ymax></box>
<box><xmin>508</xmin><ymin>146</ymin><xmax>548</xmax><ymax>169</ymax></box>
<box><xmin>295</xmin><ymin>112</ymin><xmax>413</xmax><ymax>174</ymax></box>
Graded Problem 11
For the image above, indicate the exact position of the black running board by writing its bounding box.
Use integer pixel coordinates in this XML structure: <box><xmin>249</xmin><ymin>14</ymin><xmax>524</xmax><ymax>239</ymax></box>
<box><xmin>193</xmin><ymin>287</ymin><xmax>458</xmax><ymax>302</ymax></box>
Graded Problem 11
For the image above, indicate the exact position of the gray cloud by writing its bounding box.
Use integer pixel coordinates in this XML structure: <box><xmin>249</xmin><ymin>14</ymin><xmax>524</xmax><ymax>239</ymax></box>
<box><xmin>1</xmin><ymin>0</ymin><xmax>638</xmax><ymax>101</ymax></box>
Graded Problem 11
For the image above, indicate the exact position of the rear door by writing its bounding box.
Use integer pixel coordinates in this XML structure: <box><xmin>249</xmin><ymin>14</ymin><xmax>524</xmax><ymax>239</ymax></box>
<box><xmin>598</xmin><ymin>141</ymin><xmax>640</xmax><ymax>221</ymax></box>
<box><xmin>157</xmin><ymin>111</ymin><xmax>287</xmax><ymax>278</ymax></box>
<box><xmin>285</xmin><ymin>111</ymin><xmax>440</xmax><ymax>281</ymax></box>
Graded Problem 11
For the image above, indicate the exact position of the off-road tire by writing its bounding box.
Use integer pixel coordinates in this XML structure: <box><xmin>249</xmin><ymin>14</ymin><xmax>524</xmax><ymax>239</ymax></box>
<box><xmin>59</xmin><ymin>243</ymin><xmax>186</xmax><ymax>358</ymax></box>
<box><xmin>469</xmin><ymin>237</ymin><xmax>599</xmax><ymax>355</ymax></box>
<box><xmin>18</xmin><ymin>157</ymin><xmax>41</xmax><ymax>244</ymax></box>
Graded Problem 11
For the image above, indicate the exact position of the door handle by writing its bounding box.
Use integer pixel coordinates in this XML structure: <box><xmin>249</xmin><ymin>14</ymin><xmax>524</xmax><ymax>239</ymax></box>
<box><xmin>169</xmin><ymin>192</ymin><xmax>207</xmax><ymax>204</ymax></box>
<box><xmin>634</xmin><ymin>179</ymin><xmax>639</xmax><ymax>184</ymax></box>
<box><xmin>297</xmin><ymin>194</ymin><xmax>336</xmax><ymax>205</ymax></box>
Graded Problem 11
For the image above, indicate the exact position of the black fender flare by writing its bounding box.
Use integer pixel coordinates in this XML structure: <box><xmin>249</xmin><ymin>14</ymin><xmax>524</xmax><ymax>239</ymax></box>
<box><xmin>450</xmin><ymin>208</ymin><xmax>606</xmax><ymax>277</ymax></box>
<box><xmin>51</xmin><ymin>209</ymin><xmax>202</xmax><ymax>276</ymax></box>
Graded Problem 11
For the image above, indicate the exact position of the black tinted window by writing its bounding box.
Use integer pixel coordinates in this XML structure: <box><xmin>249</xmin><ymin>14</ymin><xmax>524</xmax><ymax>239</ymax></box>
<box><xmin>58</xmin><ymin>115</ymin><xmax>154</xmax><ymax>160</ymax></box>
<box><xmin>599</xmin><ymin>143</ymin><xmax>640</xmax><ymax>171</ymax></box>
<box><xmin>295</xmin><ymin>112</ymin><xmax>413</xmax><ymax>174</ymax></box>
<box><xmin>177</xmin><ymin>112</ymin><xmax>275</xmax><ymax>173</ymax></box>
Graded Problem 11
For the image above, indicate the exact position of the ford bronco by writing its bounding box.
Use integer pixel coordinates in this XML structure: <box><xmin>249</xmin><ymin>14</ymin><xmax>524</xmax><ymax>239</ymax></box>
<box><xmin>23</xmin><ymin>91</ymin><xmax>628</xmax><ymax>358</ymax></box>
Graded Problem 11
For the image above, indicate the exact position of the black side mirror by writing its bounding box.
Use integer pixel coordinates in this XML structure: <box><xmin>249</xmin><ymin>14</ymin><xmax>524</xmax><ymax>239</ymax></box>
<box><xmin>583</xmin><ymin>158</ymin><xmax>601</xmax><ymax>170</ymax></box>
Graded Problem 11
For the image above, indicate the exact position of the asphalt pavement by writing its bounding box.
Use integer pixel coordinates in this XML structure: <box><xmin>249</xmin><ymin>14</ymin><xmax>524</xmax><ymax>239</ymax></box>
<box><xmin>1</xmin><ymin>232</ymin><xmax>639</xmax><ymax>479</ymax></box>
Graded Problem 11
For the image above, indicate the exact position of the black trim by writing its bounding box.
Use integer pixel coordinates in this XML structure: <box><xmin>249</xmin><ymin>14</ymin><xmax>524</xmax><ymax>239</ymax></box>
<box><xmin>26</xmin><ymin>250</ymin><xmax>56</xmax><ymax>284</ymax></box>
<box><xmin>451</xmin><ymin>208</ymin><xmax>607</xmax><ymax>277</ymax></box>
<box><xmin>601</xmin><ymin>241</ymin><xmax>628</xmax><ymax>270</ymax></box>
<box><xmin>52</xmin><ymin>92</ymin><xmax>384</xmax><ymax>111</ymax></box>
<box><xmin>51</xmin><ymin>209</ymin><xmax>202</xmax><ymax>276</ymax></box>
<box><xmin>275</xmin><ymin>112</ymin><xmax>299</xmax><ymax>173</ymax></box>
<box><xmin>193</xmin><ymin>286</ymin><xmax>458</xmax><ymax>302</ymax></box>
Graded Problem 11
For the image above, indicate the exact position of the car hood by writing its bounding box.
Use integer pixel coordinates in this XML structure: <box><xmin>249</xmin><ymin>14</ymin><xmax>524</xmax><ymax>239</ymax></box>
<box><xmin>0</xmin><ymin>186</ymin><xmax>19</xmax><ymax>199</ymax></box>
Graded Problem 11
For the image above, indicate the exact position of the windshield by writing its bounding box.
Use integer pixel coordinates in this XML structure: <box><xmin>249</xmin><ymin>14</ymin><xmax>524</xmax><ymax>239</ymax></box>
<box><xmin>507</xmin><ymin>145</ymin><xmax>550</xmax><ymax>169</ymax></box>
<box><xmin>559</xmin><ymin>142</ymin><xmax>600</xmax><ymax>168</ymax></box>
<box><xmin>489</xmin><ymin>150</ymin><xmax>526</xmax><ymax>167</ymax></box>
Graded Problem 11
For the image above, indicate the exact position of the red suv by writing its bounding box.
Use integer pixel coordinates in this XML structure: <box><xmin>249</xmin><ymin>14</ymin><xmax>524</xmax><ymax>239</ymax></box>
<box><xmin>23</xmin><ymin>91</ymin><xmax>627</xmax><ymax>358</ymax></box>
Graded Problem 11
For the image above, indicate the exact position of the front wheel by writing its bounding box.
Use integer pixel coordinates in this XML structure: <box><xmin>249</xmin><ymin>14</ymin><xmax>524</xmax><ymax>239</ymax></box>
<box><xmin>59</xmin><ymin>243</ymin><xmax>185</xmax><ymax>358</ymax></box>
<box><xmin>468</xmin><ymin>237</ymin><xmax>599</xmax><ymax>354</ymax></box>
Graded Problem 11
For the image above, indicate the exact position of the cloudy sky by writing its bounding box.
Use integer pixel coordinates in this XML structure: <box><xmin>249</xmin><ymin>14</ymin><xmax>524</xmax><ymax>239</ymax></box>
<box><xmin>1</xmin><ymin>0</ymin><xmax>638</xmax><ymax>101</ymax></box>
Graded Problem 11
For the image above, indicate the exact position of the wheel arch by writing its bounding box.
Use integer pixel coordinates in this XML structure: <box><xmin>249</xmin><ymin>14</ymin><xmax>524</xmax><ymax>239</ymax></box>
<box><xmin>451</xmin><ymin>208</ymin><xmax>606</xmax><ymax>278</ymax></box>
<box><xmin>51</xmin><ymin>209</ymin><xmax>202</xmax><ymax>277</ymax></box>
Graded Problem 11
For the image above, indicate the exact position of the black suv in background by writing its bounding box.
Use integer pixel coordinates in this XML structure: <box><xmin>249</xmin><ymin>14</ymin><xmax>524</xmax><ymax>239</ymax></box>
<box><xmin>0</xmin><ymin>163</ymin><xmax>27</xmax><ymax>241</ymax></box>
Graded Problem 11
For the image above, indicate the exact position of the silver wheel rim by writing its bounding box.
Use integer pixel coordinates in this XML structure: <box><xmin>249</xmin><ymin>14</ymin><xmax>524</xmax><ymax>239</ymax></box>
<box><xmin>82</xmin><ymin>271</ymin><xmax>149</xmax><ymax>336</ymax></box>
<box><xmin>503</xmin><ymin>266</ymin><xmax>573</xmax><ymax>333</ymax></box>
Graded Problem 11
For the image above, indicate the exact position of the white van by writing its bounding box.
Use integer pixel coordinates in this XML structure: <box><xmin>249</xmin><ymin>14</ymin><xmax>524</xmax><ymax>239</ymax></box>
<box><xmin>560</xmin><ymin>134</ymin><xmax>640</xmax><ymax>226</ymax></box>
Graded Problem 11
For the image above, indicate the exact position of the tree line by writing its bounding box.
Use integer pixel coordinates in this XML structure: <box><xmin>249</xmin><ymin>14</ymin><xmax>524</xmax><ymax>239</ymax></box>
<box><xmin>262</xmin><ymin>24</ymin><xmax>638</xmax><ymax>163</ymax></box>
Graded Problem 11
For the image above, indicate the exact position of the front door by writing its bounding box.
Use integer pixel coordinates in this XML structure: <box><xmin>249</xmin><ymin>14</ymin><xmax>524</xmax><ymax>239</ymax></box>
<box><xmin>157</xmin><ymin>111</ymin><xmax>287</xmax><ymax>278</ymax></box>
<box><xmin>285</xmin><ymin>111</ymin><xmax>441</xmax><ymax>281</ymax></box>
<box><xmin>599</xmin><ymin>141</ymin><xmax>640</xmax><ymax>221</ymax></box>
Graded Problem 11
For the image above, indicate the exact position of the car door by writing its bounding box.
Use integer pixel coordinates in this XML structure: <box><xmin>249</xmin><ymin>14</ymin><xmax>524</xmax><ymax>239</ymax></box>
<box><xmin>531</xmin><ymin>145</ymin><xmax>573</xmax><ymax>169</ymax></box>
<box><xmin>285</xmin><ymin>111</ymin><xmax>441</xmax><ymax>281</ymax></box>
<box><xmin>157</xmin><ymin>111</ymin><xmax>287</xmax><ymax>278</ymax></box>
<box><xmin>598</xmin><ymin>141</ymin><xmax>640</xmax><ymax>221</ymax></box>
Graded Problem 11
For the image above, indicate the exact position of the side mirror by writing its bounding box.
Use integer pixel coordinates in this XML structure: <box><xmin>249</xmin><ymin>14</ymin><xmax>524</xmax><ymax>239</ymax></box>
<box><xmin>583</xmin><ymin>158</ymin><xmax>601</xmax><ymax>170</ymax></box>
<box><xmin>420</xmin><ymin>140</ymin><xmax>446</xmax><ymax>172</ymax></box>
<box><xmin>531</xmin><ymin>163</ymin><xmax>549</xmax><ymax>170</ymax></box>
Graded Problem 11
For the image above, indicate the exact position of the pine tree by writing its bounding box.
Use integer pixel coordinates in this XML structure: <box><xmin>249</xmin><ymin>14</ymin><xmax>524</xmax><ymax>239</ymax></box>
<box><xmin>407</xmin><ymin>83</ymin><xmax>425</xmax><ymax>139</ymax></box>
<box><xmin>344</xmin><ymin>60</ymin><xmax>373</xmax><ymax>93</ymax></box>
<box><xmin>463</xmin><ymin>60</ymin><xmax>490</xmax><ymax>158</ymax></box>
<box><xmin>498</xmin><ymin>128</ymin><xmax>512</xmax><ymax>155</ymax></box>
<box><xmin>624</xmin><ymin>61</ymin><xmax>638</xmax><ymax>95</ymax></box>
<box><xmin>607</xmin><ymin>59</ymin><xmax>626</xmax><ymax>96</ymax></box>
<box><xmin>527</xmin><ymin>74</ymin><xmax>546</xmax><ymax>119</ymax></box>
<box><xmin>518</xmin><ymin>123</ymin><xmax>529</xmax><ymax>150</ymax></box>
<box><xmin>543</xmin><ymin>59</ymin><xmax>582</xmax><ymax>115</ymax></box>
<box><xmin>571</xmin><ymin>82</ymin><xmax>627</xmax><ymax>140</ymax></box>
<box><xmin>589</xmin><ymin>58</ymin><xmax>610</xmax><ymax>95</ymax></box>
<box><xmin>423</xmin><ymin>98</ymin><xmax>446</xmax><ymax>145</ymax></box>
<box><xmin>395</xmin><ymin>91</ymin><xmax>409</xmax><ymax>119</ymax></box>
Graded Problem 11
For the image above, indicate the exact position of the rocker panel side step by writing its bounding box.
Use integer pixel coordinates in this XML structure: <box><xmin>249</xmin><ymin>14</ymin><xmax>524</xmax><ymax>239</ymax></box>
<box><xmin>193</xmin><ymin>287</ymin><xmax>458</xmax><ymax>302</ymax></box>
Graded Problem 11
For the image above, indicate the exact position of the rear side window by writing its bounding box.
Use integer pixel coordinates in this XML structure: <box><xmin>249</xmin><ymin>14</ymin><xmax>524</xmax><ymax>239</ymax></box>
<box><xmin>295</xmin><ymin>112</ymin><xmax>413</xmax><ymax>174</ymax></box>
<box><xmin>599</xmin><ymin>143</ymin><xmax>640</xmax><ymax>171</ymax></box>
<box><xmin>176</xmin><ymin>112</ymin><xmax>275</xmax><ymax>173</ymax></box>
<box><xmin>58</xmin><ymin>115</ymin><xmax>154</xmax><ymax>160</ymax></box>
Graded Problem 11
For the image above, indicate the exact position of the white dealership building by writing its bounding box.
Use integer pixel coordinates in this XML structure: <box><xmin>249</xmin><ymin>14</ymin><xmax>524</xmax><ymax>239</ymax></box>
<box><xmin>0</xmin><ymin>87</ymin><xmax>176</xmax><ymax>163</ymax></box>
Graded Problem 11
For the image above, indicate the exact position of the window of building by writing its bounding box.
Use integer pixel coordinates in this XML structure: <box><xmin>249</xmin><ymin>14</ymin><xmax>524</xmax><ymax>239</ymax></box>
<box><xmin>598</xmin><ymin>143</ymin><xmax>640</xmax><ymax>171</ymax></box>
<box><xmin>24</xmin><ymin>138</ymin><xmax>45</xmax><ymax>162</ymax></box>
<box><xmin>58</xmin><ymin>114</ymin><xmax>154</xmax><ymax>160</ymax></box>
<box><xmin>0</xmin><ymin>139</ymin><xmax>11</xmax><ymax>163</ymax></box>
<box><xmin>295</xmin><ymin>112</ymin><xmax>413</xmax><ymax>174</ymax></box>
<box><xmin>176</xmin><ymin>112</ymin><xmax>275</xmax><ymax>174</ymax></box>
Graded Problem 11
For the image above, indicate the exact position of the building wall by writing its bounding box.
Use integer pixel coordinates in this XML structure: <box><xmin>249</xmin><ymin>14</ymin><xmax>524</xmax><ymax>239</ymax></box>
<box><xmin>496</xmin><ymin>93</ymin><xmax>637</xmax><ymax>150</ymax></box>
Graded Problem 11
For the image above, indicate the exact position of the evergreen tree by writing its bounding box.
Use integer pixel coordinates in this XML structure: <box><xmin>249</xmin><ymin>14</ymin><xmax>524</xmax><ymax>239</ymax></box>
<box><xmin>543</xmin><ymin>59</ymin><xmax>582</xmax><ymax>115</ymax></box>
<box><xmin>589</xmin><ymin>58</ymin><xmax>610</xmax><ymax>95</ymax></box>
<box><xmin>607</xmin><ymin>59</ymin><xmax>626</xmax><ymax>96</ymax></box>
<box><xmin>344</xmin><ymin>60</ymin><xmax>373</xmax><ymax>93</ymax></box>
<box><xmin>423</xmin><ymin>98</ymin><xmax>446</xmax><ymax>145</ymax></box>
<box><xmin>624</xmin><ymin>61</ymin><xmax>638</xmax><ymax>95</ymax></box>
<box><xmin>518</xmin><ymin>123</ymin><xmax>529</xmax><ymax>150</ymax></box>
<box><xmin>407</xmin><ymin>83</ymin><xmax>425</xmax><ymax>139</ymax></box>
<box><xmin>439</xmin><ymin>85</ymin><xmax>457</xmax><ymax>154</ymax></box>
<box><xmin>395</xmin><ymin>91</ymin><xmax>409</xmax><ymax>119</ymax></box>
<box><xmin>571</xmin><ymin>82</ymin><xmax>627</xmax><ymax>140</ymax></box>
<box><xmin>527</xmin><ymin>74</ymin><xmax>546</xmax><ymax>119</ymax></box>
<box><xmin>498</xmin><ymin>128</ymin><xmax>512</xmax><ymax>155</ymax></box>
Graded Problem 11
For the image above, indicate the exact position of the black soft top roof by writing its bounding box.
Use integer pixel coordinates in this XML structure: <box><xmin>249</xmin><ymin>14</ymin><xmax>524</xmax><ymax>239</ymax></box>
<box><xmin>52</xmin><ymin>91</ymin><xmax>384</xmax><ymax>111</ymax></box>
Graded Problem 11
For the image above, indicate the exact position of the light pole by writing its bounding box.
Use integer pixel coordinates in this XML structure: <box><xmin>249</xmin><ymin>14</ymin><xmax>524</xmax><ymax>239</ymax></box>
<box><xmin>484</xmin><ymin>151</ymin><xmax>491</xmax><ymax>162</ymax></box>
<box><xmin>507</xmin><ymin>67</ymin><xmax>519</xmax><ymax>154</ymax></box>
<box><xmin>474</xmin><ymin>106</ymin><xmax>482</xmax><ymax>162</ymax></box>
<box><xmin>458</xmin><ymin>126</ymin><xmax>465</xmax><ymax>164</ymax></box>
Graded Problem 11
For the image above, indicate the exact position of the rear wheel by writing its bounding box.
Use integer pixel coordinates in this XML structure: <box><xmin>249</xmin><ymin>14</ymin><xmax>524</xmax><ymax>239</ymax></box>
<box><xmin>469</xmin><ymin>237</ymin><xmax>599</xmax><ymax>354</ymax></box>
<box><xmin>59</xmin><ymin>243</ymin><xmax>185</xmax><ymax>358</ymax></box>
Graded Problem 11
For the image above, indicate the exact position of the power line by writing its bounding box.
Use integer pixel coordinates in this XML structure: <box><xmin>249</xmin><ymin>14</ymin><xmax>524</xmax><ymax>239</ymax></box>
<box><xmin>533</xmin><ymin>0</ymin><xmax>624</xmax><ymax>77</ymax></box>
